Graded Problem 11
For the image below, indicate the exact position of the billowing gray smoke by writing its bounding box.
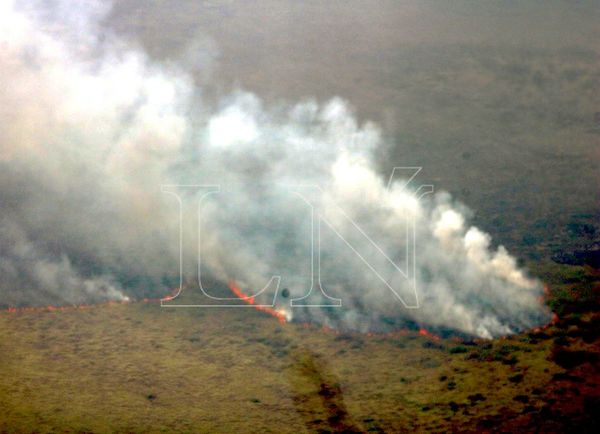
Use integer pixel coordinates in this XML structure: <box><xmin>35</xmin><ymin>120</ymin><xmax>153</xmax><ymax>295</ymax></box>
<box><xmin>0</xmin><ymin>1</ymin><xmax>551</xmax><ymax>338</ymax></box>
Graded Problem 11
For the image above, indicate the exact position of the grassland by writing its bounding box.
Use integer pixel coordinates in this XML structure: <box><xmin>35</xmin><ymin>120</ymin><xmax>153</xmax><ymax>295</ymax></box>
<box><xmin>0</xmin><ymin>262</ymin><xmax>598</xmax><ymax>433</ymax></box>
<box><xmin>1</xmin><ymin>1</ymin><xmax>597</xmax><ymax>432</ymax></box>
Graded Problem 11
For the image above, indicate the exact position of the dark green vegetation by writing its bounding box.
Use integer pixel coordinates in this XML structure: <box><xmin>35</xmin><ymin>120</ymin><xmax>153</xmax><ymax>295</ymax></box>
<box><xmin>0</xmin><ymin>263</ymin><xmax>598</xmax><ymax>432</ymax></box>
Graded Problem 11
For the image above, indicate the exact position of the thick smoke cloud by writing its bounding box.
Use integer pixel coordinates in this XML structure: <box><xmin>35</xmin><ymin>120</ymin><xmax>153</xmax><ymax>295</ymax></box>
<box><xmin>0</xmin><ymin>1</ymin><xmax>551</xmax><ymax>337</ymax></box>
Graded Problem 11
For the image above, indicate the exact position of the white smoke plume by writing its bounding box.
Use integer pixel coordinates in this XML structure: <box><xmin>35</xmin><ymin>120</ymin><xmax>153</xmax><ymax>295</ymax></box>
<box><xmin>0</xmin><ymin>1</ymin><xmax>551</xmax><ymax>338</ymax></box>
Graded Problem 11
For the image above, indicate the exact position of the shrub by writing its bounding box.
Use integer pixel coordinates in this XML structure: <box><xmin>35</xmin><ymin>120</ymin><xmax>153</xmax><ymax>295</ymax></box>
<box><xmin>449</xmin><ymin>346</ymin><xmax>468</xmax><ymax>354</ymax></box>
<box><xmin>508</xmin><ymin>373</ymin><xmax>523</xmax><ymax>384</ymax></box>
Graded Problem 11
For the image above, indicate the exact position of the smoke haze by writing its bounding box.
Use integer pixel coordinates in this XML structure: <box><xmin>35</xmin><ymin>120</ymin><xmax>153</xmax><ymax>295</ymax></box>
<box><xmin>0</xmin><ymin>0</ymin><xmax>552</xmax><ymax>338</ymax></box>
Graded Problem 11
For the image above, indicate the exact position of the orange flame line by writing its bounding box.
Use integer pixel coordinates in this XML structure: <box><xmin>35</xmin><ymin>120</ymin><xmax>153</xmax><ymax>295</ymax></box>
<box><xmin>2</xmin><ymin>282</ymin><xmax>556</xmax><ymax>339</ymax></box>
<box><xmin>0</xmin><ymin>299</ymin><xmax>130</xmax><ymax>314</ymax></box>
<box><xmin>0</xmin><ymin>287</ymin><xmax>182</xmax><ymax>314</ymax></box>
<box><xmin>228</xmin><ymin>280</ymin><xmax>286</xmax><ymax>324</ymax></box>
<box><xmin>419</xmin><ymin>328</ymin><xmax>441</xmax><ymax>341</ymax></box>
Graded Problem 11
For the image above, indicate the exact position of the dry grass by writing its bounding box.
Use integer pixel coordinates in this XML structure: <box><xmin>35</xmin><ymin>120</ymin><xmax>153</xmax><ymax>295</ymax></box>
<box><xmin>0</xmin><ymin>292</ymin><xmax>579</xmax><ymax>433</ymax></box>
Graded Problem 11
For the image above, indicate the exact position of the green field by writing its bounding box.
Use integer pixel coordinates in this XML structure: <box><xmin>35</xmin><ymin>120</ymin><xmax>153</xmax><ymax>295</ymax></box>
<box><xmin>1</xmin><ymin>262</ymin><xmax>598</xmax><ymax>433</ymax></box>
<box><xmin>1</xmin><ymin>1</ymin><xmax>598</xmax><ymax>432</ymax></box>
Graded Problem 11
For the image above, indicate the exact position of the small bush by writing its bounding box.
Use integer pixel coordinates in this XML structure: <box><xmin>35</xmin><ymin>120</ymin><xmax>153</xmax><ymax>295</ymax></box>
<box><xmin>513</xmin><ymin>395</ymin><xmax>529</xmax><ymax>403</ymax></box>
<box><xmin>502</xmin><ymin>355</ymin><xmax>519</xmax><ymax>366</ymax></box>
<box><xmin>422</xmin><ymin>341</ymin><xmax>444</xmax><ymax>350</ymax></box>
<box><xmin>449</xmin><ymin>346</ymin><xmax>468</xmax><ymax>354</ymax></box>
<box><xmin>467</xmin><ymin>393</ymin><xmax>486</xmax><ymax>404</ymax></box>
<box><xmin>508</xmin><ymin>373</ymin><xmax>524</xmax><ymax>384</ymax></box>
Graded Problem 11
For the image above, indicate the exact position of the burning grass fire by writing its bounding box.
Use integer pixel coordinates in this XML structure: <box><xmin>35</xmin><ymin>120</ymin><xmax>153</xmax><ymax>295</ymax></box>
<box><xmin>228</xmin><ymin>281</ymin><xmax>289</xmax><ymax>324</ymax></box>
<box><xmin>1</xmin><ymin>280</ymin><xmax>555</xmax><ymax>341</ymax></box>
<box><xmin>0</xmin><ymin>1</ymin><xmax>596</xmax><ymax>432</ymax></box>
<box><xmin>0</xmin><ymin>0</ymin><xmax>553</xmax><ymax>340</ymax></box>
<box><xmin>1</xmin><ymin>299</ymin><xmax>130</xmax><ymax>314</ymax></box>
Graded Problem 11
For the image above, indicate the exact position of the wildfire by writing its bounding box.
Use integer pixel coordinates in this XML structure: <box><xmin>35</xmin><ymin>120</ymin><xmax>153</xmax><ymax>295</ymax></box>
<box><xmin>228</xmin><ymin>280</ymin><xmax>287</xmax><ymax>324</ymax></box>
<box><xmin>0</xmin><ymin>286</ymin><xmax>180</xmax><ymax>314</ymax></box>
<box><xmin>419</xmin><ymin>328</ymin><xmax>441</xmax><ymax>341</ymax></box>
<box><xmin>537</xmin><ymin>284</ymin><xmax>551</xmax><ymax>303</ymax></box>
<box><xmin>0</xmin><ymin>282</ymin><xmax>289</xmax><ymax>326</ymax></box>
<box><xmin>1</xmin><ymin>281</ymin><xmax>556</xmax><ymax>342</ymax></box>
<box><xmin>0</xmin><ymin>299</ymin><xmax>130</xmax><ymax>314</ymax></box>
